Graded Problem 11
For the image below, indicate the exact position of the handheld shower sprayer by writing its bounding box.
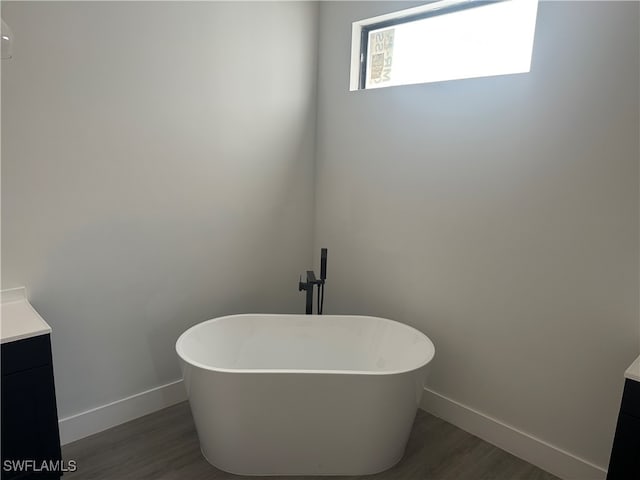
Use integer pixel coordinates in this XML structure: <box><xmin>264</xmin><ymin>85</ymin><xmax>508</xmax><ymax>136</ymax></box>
<box><xmin>320</xmin><ymin>248</ymin><xmax>327</xmax><ymax>281</ymax></box>
<box><xmin>318</xmin><ymin>248</ymin><xmax>327</xmax><ymax>314</ymax></box>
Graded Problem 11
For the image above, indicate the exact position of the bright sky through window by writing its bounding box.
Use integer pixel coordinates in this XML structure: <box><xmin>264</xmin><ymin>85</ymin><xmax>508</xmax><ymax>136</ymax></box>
<box><xmin>360</xmin><ymin>0</ymin><xmax>539</xmax><ymax>90</ymax></box>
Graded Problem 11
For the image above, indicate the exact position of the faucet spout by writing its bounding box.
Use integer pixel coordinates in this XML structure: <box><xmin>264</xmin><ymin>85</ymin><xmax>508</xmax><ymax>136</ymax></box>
<box><xmin>306</xmin><ymin>270</ymin><xmax>317</xmax><ymax>285</ymax></box>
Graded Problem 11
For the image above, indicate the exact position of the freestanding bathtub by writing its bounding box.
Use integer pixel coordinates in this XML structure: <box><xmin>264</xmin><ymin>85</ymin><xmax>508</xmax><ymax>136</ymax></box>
<box><xmin>176</xmin><ymin>314</ymin><xmax>435</xmax><ymax>476</ymax></box>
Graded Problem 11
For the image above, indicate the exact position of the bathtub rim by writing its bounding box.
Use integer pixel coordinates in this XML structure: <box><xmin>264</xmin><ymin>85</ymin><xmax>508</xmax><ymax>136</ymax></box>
<box><xmin>175</xmin><ymin>313</ymin><xmax>435</xmax><ymax>376</ymax></box>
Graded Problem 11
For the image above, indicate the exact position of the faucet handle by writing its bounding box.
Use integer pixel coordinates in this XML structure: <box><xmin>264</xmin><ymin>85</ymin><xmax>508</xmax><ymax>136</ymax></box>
<box><xmin>298</xmin><ymin>275</ymin><xmax>305</xmax><ymax>291</ymax></box>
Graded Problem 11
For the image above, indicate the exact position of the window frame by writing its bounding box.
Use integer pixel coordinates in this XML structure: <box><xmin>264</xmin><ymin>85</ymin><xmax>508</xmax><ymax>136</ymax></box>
<box><xmin>350</xmin><ymin>0</ymin><xmax>512</xmax><ymax>91</ymax></box>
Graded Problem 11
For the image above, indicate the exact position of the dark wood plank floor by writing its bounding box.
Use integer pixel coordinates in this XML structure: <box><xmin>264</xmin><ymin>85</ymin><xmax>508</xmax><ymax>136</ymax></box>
<box><xmin>62</xmin><ymin>402</ymin><xmax>558</xmax><ymax>480</ymax></box>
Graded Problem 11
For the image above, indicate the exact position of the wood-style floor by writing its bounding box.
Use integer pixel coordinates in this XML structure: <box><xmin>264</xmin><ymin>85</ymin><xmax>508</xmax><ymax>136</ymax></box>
<box><xmin>62</xmin><ymin>402</ymin><xmax>558</xmax><ymax>480</ymax></box>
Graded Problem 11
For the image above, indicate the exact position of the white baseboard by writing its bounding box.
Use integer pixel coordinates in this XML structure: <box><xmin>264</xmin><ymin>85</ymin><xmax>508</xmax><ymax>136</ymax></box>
<box><xmin>420</xmin><ymin>387</ymin><xmax>607</xmax><ymax>480</ymax></box>
<box><xmin>58</xmin><ymin>379</ymin><xmax>187</xmax><ymax>445</ymax></box>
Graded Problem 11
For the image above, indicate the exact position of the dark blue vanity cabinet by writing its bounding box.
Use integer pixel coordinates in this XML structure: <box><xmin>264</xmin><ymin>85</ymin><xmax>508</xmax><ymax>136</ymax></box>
<box><xmin>1</xmin><ymin>334</ymin><xmax>62</xmax><ymax>480</ymax></box>
<box><xmin>607</xmin><ymin>360</ymin><xmax>640</xmax><ymax>480</ymax></box>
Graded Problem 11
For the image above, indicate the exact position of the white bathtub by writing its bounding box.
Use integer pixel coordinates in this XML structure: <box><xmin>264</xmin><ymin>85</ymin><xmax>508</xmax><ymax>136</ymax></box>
<box><xmin>176</xmin><ymin>314</ymin><xmax>435</xmax><ymax>476</ymax></box>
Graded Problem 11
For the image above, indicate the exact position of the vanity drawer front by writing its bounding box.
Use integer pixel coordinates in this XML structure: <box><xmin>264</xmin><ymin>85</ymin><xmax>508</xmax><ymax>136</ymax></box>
<box><xmin>1</xmin><ymin>364</ymin><xmax>62</xmax><ymax>480</ymax></box>
<box><xmin>1</xmin><ymin>335</ymin><xmax>52</xmax><ymax>376</ymax></box>
<box><xmin>607</xmin><ymin>413</ymin><xmax>640</xmax><ymax>479</ymax></box>
<box><xmin>620</xmin><ymin>379</ymin><xmax>640</xmax><ymax>418</ymax></box>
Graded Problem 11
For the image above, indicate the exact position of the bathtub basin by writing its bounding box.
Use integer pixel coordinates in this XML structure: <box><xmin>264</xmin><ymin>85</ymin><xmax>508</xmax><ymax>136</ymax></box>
<box><xmin>176</xmin><ymin>314</ymin><xmax>435</xmax><ymax>476</ymax></box>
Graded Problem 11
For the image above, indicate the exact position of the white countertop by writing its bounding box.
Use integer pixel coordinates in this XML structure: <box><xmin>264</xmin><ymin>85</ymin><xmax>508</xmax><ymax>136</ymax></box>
<box><xmin>0</xmin><ymin>287</ymin><xmax>52</xmax><ymax>344</ymax></box>
<box><xmin>626</xmin><ymin>354</ymin><xmax>640</xmax><ymax>383</ymax></box>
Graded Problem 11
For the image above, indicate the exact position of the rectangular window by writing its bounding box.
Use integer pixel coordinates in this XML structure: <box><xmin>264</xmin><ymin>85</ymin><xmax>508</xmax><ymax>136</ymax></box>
<box><xmin>350</xmin><ymin>0</ymin><xmax>539</xmax><ymax>91</ymax></box>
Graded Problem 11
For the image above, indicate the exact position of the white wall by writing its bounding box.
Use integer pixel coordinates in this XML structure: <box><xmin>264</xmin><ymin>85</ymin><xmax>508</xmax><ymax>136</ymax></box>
<box><xmin>1</xmin><ymin>1</ymin><xmax>318</xmax><ymax>418</ymax></box>
<box><xmin>315</xmin><ymin>0</ymin><xmax>639</xmax><ymax>470</ymax></box>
